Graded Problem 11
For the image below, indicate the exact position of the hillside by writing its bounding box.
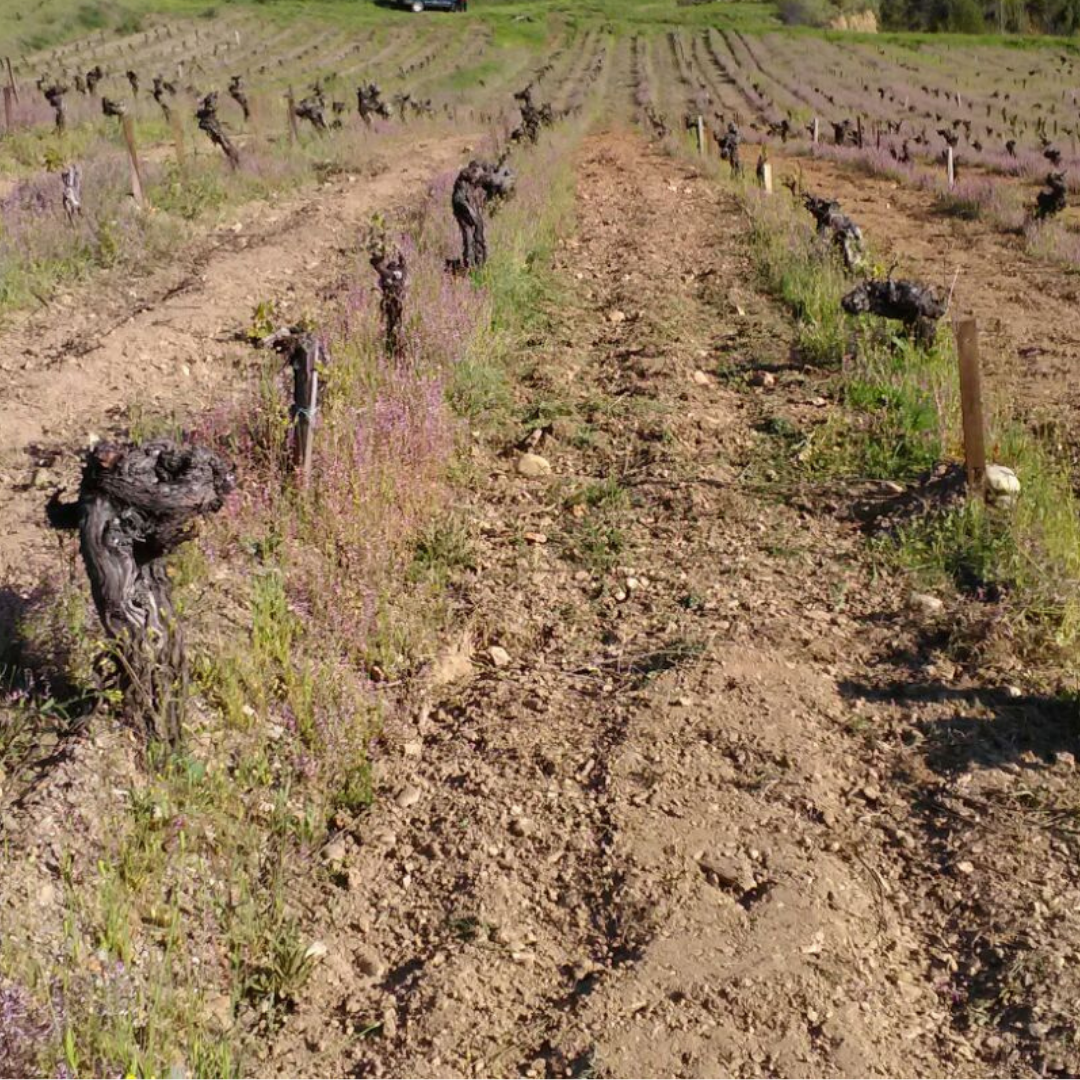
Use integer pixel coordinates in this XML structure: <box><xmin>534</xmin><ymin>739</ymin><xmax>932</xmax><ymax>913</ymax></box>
<box><xmin>2</xmin><ymin>2</ymin><xmax>1080</xmax><ymax>1077</ymax></box>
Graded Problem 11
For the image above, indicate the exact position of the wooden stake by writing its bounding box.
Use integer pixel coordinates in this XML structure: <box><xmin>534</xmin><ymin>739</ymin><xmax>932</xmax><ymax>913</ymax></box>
<box><xmin>286</xmin><ymin>86</ymin><xmax>299</xmax><ymax>143</ymax></box>
<box><xmin>298</xmin><ymin>367</ymin><xmax>318</xmax><ymax>484</ymax></box>
<box><xmin>947</xmin><ymin>145</ymin><xmax>955</xmax><ymax>187</ymax></box>
<box><xmin>170</xmin><ymin>109</ymin><xmax>187</xmax><ymax>169</ymax></box>
<box><xmin>812</xmin><ymin>116</ymin><xmax>819</xmax><ymax>144</ymax></box>
<box><xmin>856</xmin><ymin>114</ymin><xmax>863</xmax><ymax>148</ymax></box>
<box><xmin>955</xmin><ymin>319</ymin><xmax>987</xmax><ymax>498</ymax></box>
<box><xmin>121</xmin><ymin>115</ymin><xmax>146</xmax><ymax>207</ymax></box>
<box><xmin>2</xmin><ymin>85</ymin><xmax>12</xmax><ymax>132</ymax></box>
<box><xmin>696</xmin><ymin>114</ymin><xmax>705</xmax><ymax>155</ymax></box>
<box><xmin>4</xmin><ymin>56</ymin><xmax>18</xmax><ymax>104</ymax></box>
<box><xmin>761</xmin><ymin>161</ymin><xmax>773</xmax><ymax>194</ymax></box>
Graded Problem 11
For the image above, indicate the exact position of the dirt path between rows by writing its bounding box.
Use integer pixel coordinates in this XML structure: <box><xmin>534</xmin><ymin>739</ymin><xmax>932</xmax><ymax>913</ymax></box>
<box><xmin>249</xmin><ymin>131</ymin><xmax>1080</xmax><ymax>1079</ymax></box>
<box><xmin>0</xmin><ymin>131</ymin><xmax>475</xmax><ymax>592</ymax></box>
<box><xmin>779</xmin><ymin>153</ymin><xmax>1080</xmax><ymax>437</ymax></box>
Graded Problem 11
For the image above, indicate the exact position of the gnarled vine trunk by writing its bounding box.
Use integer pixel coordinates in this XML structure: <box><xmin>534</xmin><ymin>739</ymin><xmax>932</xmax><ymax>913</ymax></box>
<box><xmin>55</xmin><ymin>440</ymin><xmax>234</xmax><ymax>746</ymax></box>
<box><xmin>841</xmin><ymin>278</ymin><xmax>946</xmax><ymax>347</ymax></box>
<box><xmin>197</xmin><ymin>92</ymin><xmax>240</xmax><ymax>168</ymax></box>
<box><xmin>371</xmin><ymin>246</ymin><xmax>409</xmax><ymax>358</ymax></box>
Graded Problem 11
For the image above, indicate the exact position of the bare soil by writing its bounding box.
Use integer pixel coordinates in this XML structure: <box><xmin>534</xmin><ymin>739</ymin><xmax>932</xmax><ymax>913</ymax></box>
<box><xmin>259</xmin><ymin>133</ymin><xmax>1080</xmax><ymax>1078</ymax></box>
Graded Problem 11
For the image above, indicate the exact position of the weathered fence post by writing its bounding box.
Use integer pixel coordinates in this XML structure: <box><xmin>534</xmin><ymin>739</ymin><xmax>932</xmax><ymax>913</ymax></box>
<box><xmin>121</xmin><ymin>114</ymin><xmax>147</xmax><ymax>208</ymax></box>
<box><xmin>947</xmin><ymin>145</ymin><xmax>955</xmax><ymax>187</ymax></box>
<box><xmin>286</xmin><ymin>86</ymin><xmax>299</xmax><ymax>143</ymax></box>
<box><xmin>696</xmin><ymin>114</ymin><xmax>705</xmax><ymax>155</ymax></box>
<box><xmin>170</xmin><ymin>108</ymin><xmax>187</xmax><ymax>169</ymax></box>
<box><xmin>955</xmin><ymin>319</ymin><xmax>987</xmax><ymax>499</ymax></box>
<box><xmin>812</xmin><ymin>116</ymin><xmax>819</xmax><ymax>145</ymax></box>
<box><xmin>2</xmin><ymin>86</ymin><xmax>12</xmax><ymax>132</ymax></box>
<box><xmin>761</xmin><ymin>161</ymin><xmax>773</xmax><ymax>194</ymax></box>
<box><xmin>4</xmin><ymin>57</ymin><xmax>17</xmax><ymax>104</ymax></box>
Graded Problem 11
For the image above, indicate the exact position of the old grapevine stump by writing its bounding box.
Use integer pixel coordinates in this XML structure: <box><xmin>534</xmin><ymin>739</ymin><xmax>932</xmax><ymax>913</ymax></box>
<box><xmin>58</xmin><ymin>440</ymin><xmax>234</xmax><ymax>745</ymax></box>
<box><xmin>262</xmin><ymin>328</ymin><xmax>327</xmax><ymax>482</ymax></box>
<box><xmin>371</xmin><ymin>246</ymin><xmax>409</xmax><ymax>359</ymax></box>
<box><xmin>197</xmin><ymin>92</ymin><xmax>240</xmax><ymax>168</ymax></box>
<box><xmin>841</xmin><ymin>278</ymin><xmax>946</xmax><ymax>347</ymax></box>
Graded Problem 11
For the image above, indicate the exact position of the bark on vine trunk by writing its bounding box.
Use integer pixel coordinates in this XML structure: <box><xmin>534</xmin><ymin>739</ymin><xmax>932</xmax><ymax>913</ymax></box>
<box><xmin>371</xmin><ymin>247</ymin><xmax>409</xmax><ymax>358</ymax></box>
<box><xmin>197</xmin><ymin>92</ymin><xmax>240</xmax><ymax>168</ymax></box>
<box><xmin>841</xmin><ymin>279</ymin><xmax>946</xmax><ymax>347</ymax></box>
<box><xmin>52</xmin><ymin>440</ymin><xmax>234</xmax><ymax>746</ymax></box>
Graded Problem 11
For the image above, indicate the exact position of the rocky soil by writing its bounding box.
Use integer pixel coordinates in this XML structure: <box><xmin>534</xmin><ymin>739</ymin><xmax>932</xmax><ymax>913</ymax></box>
<box><xmin>3</xmin><ymin>124</ymin><xmax>1079</xmax><ymax>1079</ymax></box>
<box><xmin>261</xmin><ymin>133</ymin><xmax>1080</xmax><ymax>1078</ymax></box>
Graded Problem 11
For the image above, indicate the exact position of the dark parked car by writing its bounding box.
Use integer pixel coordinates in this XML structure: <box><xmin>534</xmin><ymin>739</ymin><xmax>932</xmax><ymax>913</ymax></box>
<box><xmin>398</xmin><ymin>0</ymin><xmax>466</xmax><ymax>10</ymax></box>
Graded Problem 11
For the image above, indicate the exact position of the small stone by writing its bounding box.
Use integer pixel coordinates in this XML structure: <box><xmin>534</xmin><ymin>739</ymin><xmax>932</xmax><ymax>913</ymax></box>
<box><xmin>488</xmin><ymin>646</ymin><xmax>512</xmax><ymax>668</ymax></box>
<box><xmin>956</xmin><ymin>860</ymin><xmax>975</xmax><ymax>875</ymax></box>
<box><xmin>1005</xmin><ymin>684</ymin><xmax>1023</xmax><ymax>699</ymax></box>
<box><xmin>517</xmin><ymin>453</ymin><xmax>552</xmax><ymax>478</ymax></box>
<box><xmin>381</xmin><ymin>1008</ymin><xmax>398</xmax><ymax>1038</ymax></box>
<box><xmin>692</xmin><ymin>369</ymin><xmax>712</xmax><ymax>386</ymax></box>
<box><xmin>882</xmin><ymin>480</ymin><xmax>904</xmax><ymax>495</ymax></box>
<box><xmin>700</xmin><ymin>855</ymin><xmax>756</xmax><ymax>895</ymax></box>
<box><xmin>403</xmin><ymin>740</ymin><xmax>422</xmax><ymax>758</ymax></box>
<box><xmin>750</xmin><ymin>371</ymin><xmax>775</xmax><ymax>388</ymax></box>
<box><xmin>429</xmin><ymin>640</ymin><xmax>474</xmax><ymax>686</ymax></box>
<box><xmin>608</xmin><ymin>309</ymin><xmax>627</xmax><ymax>324</ymax></box>
<box><xmin>986</xmin><ymin>464</ymin><xmax>1020</xmax><ymax>496</ymax></box>
<box><xmin>205</xmin><ymin>993</ymin><xmax>234</xmax><ymax>1033</ymax></box>
<box><xmin>524</xmin><ymin>531</ymin><xmax>548</xmax><ymax>544</ymax></box>
<box><xmin>31</xmin><ymin>468</ymin><xmax>54</xmax><ymax>490</ymax></box>
<box><xmin>396</xmin><ymin>785</ymin><xmax>421</xmax><ymax>809</ymax></box>
<box><xmin>908</xmin><ymin>592</ymin><xmax>945</xmax><ymax>617</ymax></box>
<box><xmin>322</xmin><ymin>839</ymin><xmax>347</xmax><ymax>867</ymax></box>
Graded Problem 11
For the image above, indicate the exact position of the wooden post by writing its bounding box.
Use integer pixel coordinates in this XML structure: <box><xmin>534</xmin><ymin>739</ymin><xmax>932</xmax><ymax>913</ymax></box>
<box><xmin>286</xmin><ymin>86</ymin><xmax>299</xmax><ymax>143</ymax></box>
<box><xmin>812</xmin><ymin>116</ymin><xmax>819</xmax><ymax>145</ymax></box>
<box><xmin>2</xmin><ymin>86</ymin><xmax>12</xmax><ymax>132</ymax></box>
<box><xmin>955</xmin><ymin>319</ymin><xmax>987</xmax><ymax>498</ymax></box>
<box><xmin>696</xmin><ymin>114</ymin><xmax>705</xmax><ymax>155</ymax></box>
<box><xmin>121</xmin><ymin>114</ymin><xmax>147</xmax><ymax>208</ymax></box>
<box><xmin>761</xmin><ymin>161</ymin><xmax>773</xmax><ymax>194</ymax></box>
<box><xmin>297</xmin><ymin>364</ymin><xmax>318</xmax><ymax>484</ymax></box>
<box><xmin>947</xmin><ymin>145</ymin><xmax>955</xmax><ymax>187</ymax></box>
<box><xmin>170</xmin><ymin>108</ymin><xmax>187</xmax><ymax>169</ymax></box>
<box><xmin>4</xmin><ymin>56</ymin><xmax>17</xmax><ymax>104</ymax></box>
<box><xmin>856</xmin><ymin>114</ymin><xmax>863</xmax><ymax>148</ymax></box>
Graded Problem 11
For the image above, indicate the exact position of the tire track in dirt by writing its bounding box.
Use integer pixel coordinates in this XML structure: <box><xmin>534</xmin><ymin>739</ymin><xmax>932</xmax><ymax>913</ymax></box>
<box><xmin>264</xmin><ymin>131</ymin><xmax>993</xmax><ymax>1079</ymax></box>
<box><xmin>0</xmin><ymin>132</ymin><xmax>476</xmax><ymax>590</ymax></box>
